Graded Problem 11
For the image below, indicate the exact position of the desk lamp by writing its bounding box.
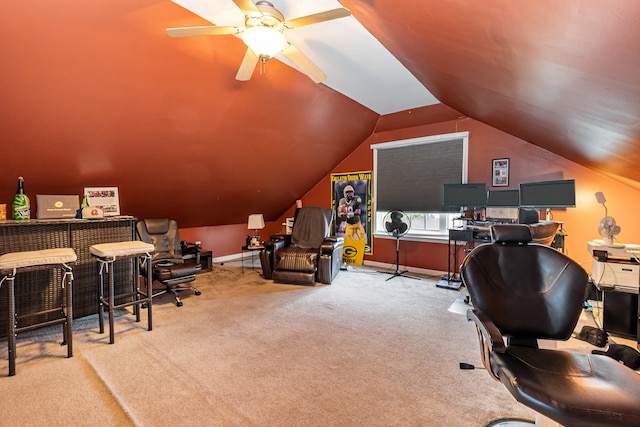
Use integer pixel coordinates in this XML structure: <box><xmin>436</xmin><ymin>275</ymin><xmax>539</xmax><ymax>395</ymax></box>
<box><xmin>247</xmin><ymin>214</ymin><xmax>265</xmax><ymax>247</ymax></box>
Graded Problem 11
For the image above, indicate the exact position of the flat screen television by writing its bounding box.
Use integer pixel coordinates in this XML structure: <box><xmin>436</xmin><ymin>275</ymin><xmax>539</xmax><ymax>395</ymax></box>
<box><xmin>519</xmin><ymin>179</ymin><xmax>576</xmax><ymax>208</ymax></box>
<box><xmin>442</xmin><ymin>183</ymin><xmax>487</xmax><ymax>207</ymax></box>
<box><xmin>486</xmin><ymin>189</ymin><xmax>520</xmax><ymax>207</ymax></box>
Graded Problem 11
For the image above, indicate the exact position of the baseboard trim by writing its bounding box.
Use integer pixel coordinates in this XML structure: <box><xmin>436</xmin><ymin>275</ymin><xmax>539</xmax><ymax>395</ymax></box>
<box><xmin>361</xmin><ymin>260</ymin><xmax>445</xmax><ymax>278</ymax></box>
<box><xmin>212</xmin><ymin>253</ymin><xmax>446</xmax><ymax>279</ymax></box>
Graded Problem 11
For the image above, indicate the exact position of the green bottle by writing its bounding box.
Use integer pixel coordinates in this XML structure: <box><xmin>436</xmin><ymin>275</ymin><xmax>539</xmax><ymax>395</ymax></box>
<box><xmin>12</xmin><ymin>176</ymin><xmax>31</xmax><ymax>220</ymax></box>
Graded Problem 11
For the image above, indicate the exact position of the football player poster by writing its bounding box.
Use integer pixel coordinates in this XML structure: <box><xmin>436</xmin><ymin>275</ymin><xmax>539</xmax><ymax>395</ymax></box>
<box><xmin>331</xmin><ymin>171</ymin><xmax>372</xmax><ymax>257</ymax></box>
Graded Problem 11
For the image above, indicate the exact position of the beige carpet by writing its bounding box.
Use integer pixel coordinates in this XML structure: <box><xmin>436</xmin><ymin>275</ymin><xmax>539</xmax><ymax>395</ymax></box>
<box><xmin>5</xmin><ymin>262</ymin><xmax>609</xmax><ymax>426</ymax></box>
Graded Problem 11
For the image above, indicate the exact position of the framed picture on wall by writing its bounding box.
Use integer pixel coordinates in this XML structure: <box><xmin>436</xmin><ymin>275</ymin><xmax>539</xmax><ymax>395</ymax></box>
<box><xmin>492</xmin><ymin>158</ymin><xmax>510</xmax><ymax>187</ymax></box>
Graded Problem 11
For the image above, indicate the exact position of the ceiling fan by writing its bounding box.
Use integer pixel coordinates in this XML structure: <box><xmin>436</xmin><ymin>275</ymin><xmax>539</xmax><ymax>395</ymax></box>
<box><xmin>166</xmin><ymin>0</ymin><xmax>351</xmax><ymax>83</ymax></box>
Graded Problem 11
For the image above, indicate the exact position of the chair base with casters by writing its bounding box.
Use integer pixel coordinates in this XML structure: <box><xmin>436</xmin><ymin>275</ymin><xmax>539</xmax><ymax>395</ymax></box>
<box><xmin>146</xmin><ymin>260</ymin><xmax>201</xmax><ymax>307</ymax></box>
<box><xmin>0</xmin><ymin>248</ymin><xmax>76</xmax><ymax>376</ymax></box>
<box><xmin>461</xmin><ymin>224</ymin><xmax>640</xmax><ymax>427</ymax></box>
<box><xmin>90</xmin><ymin>241</ymin><xmax>154</xmax><ymax>344</ymax></box>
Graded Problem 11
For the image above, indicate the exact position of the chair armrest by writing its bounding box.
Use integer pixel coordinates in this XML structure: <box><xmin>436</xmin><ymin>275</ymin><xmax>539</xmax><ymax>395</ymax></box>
<box><xmin>466</xmin><ymin>309</ymin><xmax>506</xmax><ymax>353</ymax></box>
<box><xmin>181</xmin><ymin>241</ymin><xmax>202</xmax><ymax>263</ymax></box>
<box><xmin>264</xmin><ymin>234</ymin><xmax>291</xmax><ymax>249</ymax></box>
<box><xmin>320</xmin><ymin>236</ymin><xmax>344</xmax><ymax>255</ymax></box>
<box><xmin>265</xmin><ymin>234</ymin><xmax>291</xmax><ymax>249</ymax></box>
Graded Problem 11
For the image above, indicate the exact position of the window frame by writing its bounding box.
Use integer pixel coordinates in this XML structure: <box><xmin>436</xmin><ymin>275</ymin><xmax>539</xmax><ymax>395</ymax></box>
<box><xmin>372</xmin><ymin>132</ymin><xmax>470</xmax><ymax>242</ymax></box>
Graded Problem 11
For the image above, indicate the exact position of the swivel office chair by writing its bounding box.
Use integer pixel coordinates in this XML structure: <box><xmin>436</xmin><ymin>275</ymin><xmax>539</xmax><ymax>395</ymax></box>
<box><xmin>461</xmin><ymin>224</ymin><xmax>640</xmax><ymax>427</ymax></box>
<box><xmin>136</xmin><ymin>218</ymin><xmax>202</xmax><ymax>307</ymax></box>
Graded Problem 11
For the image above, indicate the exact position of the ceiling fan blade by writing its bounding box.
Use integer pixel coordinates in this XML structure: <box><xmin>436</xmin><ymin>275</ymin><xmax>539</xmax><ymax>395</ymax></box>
<box><xmin>282</xmin><ymin>8</ymin><xmax>351</xmax><ymax>29</ymax></box>
<box><xmin>236</xmin><ymin>48</ymin><xmax>259</xmax><ymax>81</ymax></box>
<box><xmin>166</xmin><ymin>26</ymin><xmax>241</xmax><ymax>38</ymax></box>
<box><xmin>281</xmin><ymin>42</ymin><xmax>327</xmax><ymax>84</ymax></box>
<box><xmin>232</xmin><ymin>0</ymin><xmax>262</xmax><ymax>16</ymax></box>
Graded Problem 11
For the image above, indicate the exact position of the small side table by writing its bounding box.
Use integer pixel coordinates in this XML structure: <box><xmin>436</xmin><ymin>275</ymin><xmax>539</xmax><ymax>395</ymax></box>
<box><xmin>241</xmin><ymin>245</ymin><xmax>264</xmax><ymax>273</ymax></box>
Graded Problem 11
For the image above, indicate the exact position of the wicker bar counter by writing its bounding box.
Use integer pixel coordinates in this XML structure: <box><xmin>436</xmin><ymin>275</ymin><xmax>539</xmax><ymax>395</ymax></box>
<box><xmin>0</xmin><ymin>216</ymin><xmax>136</xmax><ymax>338</ymax></box>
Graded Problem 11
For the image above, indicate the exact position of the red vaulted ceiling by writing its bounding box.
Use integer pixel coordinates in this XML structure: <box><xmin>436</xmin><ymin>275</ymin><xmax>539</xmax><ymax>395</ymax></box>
<box><xmin>1</xmin><ymin>0</ymin><xmax>639</xmax><ymax>227</ymax></box>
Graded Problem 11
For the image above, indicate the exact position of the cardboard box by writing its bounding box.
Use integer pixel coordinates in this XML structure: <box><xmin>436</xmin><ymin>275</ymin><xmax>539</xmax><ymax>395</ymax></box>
<box><xmin>36</xmin><ymin>195</ymin><xmax>79</xmax><ymax>219</ymax></box>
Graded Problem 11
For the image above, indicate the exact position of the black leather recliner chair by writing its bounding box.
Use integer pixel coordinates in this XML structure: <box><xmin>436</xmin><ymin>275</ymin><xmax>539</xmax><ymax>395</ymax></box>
<box><xmin>259</xmin><ymin>206</ymin><xmax>344</xmax><ymax>285</ymax></box>
<box><xmin>461</xmin><ymin>224</ymin><xmax>640</xmax><ymax>427</ymax></box>
<box><xmin>136</xmin><ymin>218</ymin><xmax>202</xmax><ymax>307</ymax></box>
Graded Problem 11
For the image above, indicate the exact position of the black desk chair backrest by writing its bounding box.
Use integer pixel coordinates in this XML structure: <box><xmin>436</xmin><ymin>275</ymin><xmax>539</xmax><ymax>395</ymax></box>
<box><xmin>461</xmin><ymin>224</ymin><xmax>640</xmax><ymax>426</ymax></box>
<box><xmin>476</xmin><ymin>224</ymin><xmax>585</xmax><ymax>343</ymax></box>
<box><xmin>137</xmin><ymin>218</ymin><xmax>182</xmax><ymax>261</ymax></box>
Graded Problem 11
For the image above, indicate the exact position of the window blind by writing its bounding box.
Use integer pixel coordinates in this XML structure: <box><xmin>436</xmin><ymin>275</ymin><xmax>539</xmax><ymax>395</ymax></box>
<box><xmin>373</xmin><ymin>133</ymin><xmax>467</xmax><ymax>212</ymax></box>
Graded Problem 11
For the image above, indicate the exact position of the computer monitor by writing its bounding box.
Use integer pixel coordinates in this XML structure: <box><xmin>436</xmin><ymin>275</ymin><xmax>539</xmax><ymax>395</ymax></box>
<box><xmin>442</xmin><ymin>183</ymin><xmax>487</xmax><ymax>207</ymax></box>
<box><xmin>519</xmin><ymin>179</ymin><xmax>576</xmax><ymax>208</ymax></box>
<box><xmin>486</xmin><ymin>189</ymin><xmax>520</xmax><ymax>207</ymax></box>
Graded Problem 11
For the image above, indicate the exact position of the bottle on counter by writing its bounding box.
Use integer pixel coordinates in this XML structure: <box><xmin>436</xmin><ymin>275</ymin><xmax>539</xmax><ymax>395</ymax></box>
<box><xmin>76</xmin><ymin>195</ymin><xmax>89</xmax><ymax>219</ymax></box>
<box><xmin>12</xmin><ymin>176</ymin><xmax>31</xmax><ymax>220</ymax></box>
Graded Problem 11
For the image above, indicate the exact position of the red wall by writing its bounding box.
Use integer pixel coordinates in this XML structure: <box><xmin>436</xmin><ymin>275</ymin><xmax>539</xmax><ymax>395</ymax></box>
<box><xmin>290</xmin><ymin>115</ymin><xmax>640</xmax><ymax>271</ymax></box>
<box><xmin>187</xmin><ymin>114</ymin><xmax>640</xmax><ymax>275</ymax></box>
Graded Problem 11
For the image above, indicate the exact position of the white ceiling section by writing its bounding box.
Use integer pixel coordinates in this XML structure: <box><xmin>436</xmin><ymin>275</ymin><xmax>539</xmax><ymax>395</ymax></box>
<box><xmin>170</xmin><ymin>0</ymin><xmax>440</xmax><ymax>114</ymax></box>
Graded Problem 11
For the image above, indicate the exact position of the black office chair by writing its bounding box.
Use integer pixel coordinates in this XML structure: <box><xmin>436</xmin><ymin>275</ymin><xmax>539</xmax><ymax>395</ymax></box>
<box><xmin>136</xmin><ymin>218</ymin><xmax>202</xmax><ymax>307</ymax></box>
<box><xmin>461</xmin><ymin>224</ymin><xmax>640</xmax><ymax>427</ymax></box>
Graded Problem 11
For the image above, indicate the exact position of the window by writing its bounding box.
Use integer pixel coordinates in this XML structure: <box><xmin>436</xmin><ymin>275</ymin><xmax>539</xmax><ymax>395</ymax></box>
<box><xmin>372</xmin><ymin>132</ymin><xmax>469</xmax><ymax>240</ymax></box>
<box><xmin>375</xmin><ymin>211</ymin><xmax>460</xmax><ymax>240</ymax></box>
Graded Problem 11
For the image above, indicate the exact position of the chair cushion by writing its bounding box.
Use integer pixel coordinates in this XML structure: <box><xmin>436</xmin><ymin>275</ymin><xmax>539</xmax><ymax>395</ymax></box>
<box><xmin>274</xmin><ymin>247</ymin><xmax>318</xmax><ymax>273</ymax></box>
<box><xmin>90</xmin><ymin>241</ymin><xmax>155</xmax><ymax>258</ymax></box>
<box><xmin>0</xmin><ymin>248</ymin><xmax>77</xmax><ymax>269</ymax></box>
<box><xmin>153</xmin><ymin>261</ymin><xmax>202</xmax><ymax>280</ymax></box>
<box><xmin>493</xmin><ymin>346</ymin><xmax>640</xmax><ymax>426</ymax></box>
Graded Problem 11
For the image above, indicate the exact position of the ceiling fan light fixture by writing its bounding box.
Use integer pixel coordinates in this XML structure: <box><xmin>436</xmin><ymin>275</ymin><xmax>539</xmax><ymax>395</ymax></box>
<box><xmin>242</xmin><ymin>26</ymin><xmax>286</xmax><ymax>61</ymax></box>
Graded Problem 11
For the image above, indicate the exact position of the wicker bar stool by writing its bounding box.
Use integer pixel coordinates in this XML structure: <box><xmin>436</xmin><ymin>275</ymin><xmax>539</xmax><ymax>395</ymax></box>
<box><xmin>89</xmin><ymin>241</ymin><xmax>154</xmax><ymax>344</ymax></box>
<box><xmin>0</xmin><ymin>248</ymin><xmax>77</xmax><ymax>377</ymax></box>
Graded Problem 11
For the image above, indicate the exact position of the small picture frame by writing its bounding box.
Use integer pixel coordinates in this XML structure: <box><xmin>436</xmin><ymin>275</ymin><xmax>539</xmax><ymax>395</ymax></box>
<box><xmin>492</xmin><ymin>158</ymin><xmax>510</xmax><ymax>187</ymax></box>
<box><xmin>84</xmin><ymin>187</ymin><xmax>120</xmax><ymax>216</ymax></box>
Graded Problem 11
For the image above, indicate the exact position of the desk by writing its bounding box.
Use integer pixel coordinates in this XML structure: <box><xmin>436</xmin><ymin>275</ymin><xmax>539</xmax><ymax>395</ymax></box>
<box><xmin>438</xmin><ymin>227</ymin><xmax>491</xmax><ymax>289</ymax></box>
<box><xmin>241</xmin><ymin>245</ymin><xmax>263</xmax><ymax>273</ymax></box>
<box><xmin>588</xmin><ymin>240</ymin><xmax>640</xmax><ymax>346</ymax></box>
<box><xmin>439</xmin><ymin>223</ymin><xmax>566</xmax><ymax>290</ymax></box>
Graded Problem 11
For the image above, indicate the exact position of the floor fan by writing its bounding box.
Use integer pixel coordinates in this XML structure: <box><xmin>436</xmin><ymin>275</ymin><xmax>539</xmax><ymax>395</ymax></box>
<box><xmin>378</xmin><ymin>211</ymin><xmax>421</xmax><ymax>281</ymax></box>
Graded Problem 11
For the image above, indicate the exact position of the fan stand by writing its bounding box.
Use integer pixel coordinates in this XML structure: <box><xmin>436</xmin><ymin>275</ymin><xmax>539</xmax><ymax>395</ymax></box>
<box><xmin>377</xmin><ymin>234</ymin><xmax>421</xmax><ymax>281</ymax></box>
